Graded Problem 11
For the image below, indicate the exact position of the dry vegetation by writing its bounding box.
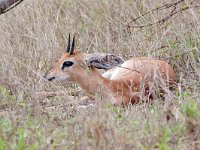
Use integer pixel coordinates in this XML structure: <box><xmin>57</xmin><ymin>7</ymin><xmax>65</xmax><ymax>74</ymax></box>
<box><xmin>0</xmin><ymin>0</ymin><xmax>200</xmax><ymax>149</ymax></box>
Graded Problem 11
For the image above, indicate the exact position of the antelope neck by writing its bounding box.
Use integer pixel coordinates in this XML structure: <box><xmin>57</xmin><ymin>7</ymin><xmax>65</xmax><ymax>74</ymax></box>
<box><xmin>71</xmin><ymin>68</ymin><xmax>130</xmax><ymax>100</ymax></box>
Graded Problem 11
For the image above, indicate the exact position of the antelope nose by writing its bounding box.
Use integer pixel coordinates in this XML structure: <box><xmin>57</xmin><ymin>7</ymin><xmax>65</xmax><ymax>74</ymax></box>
<box><xmin>43</xmin><ymin>72</ymin><xmax>55</xmax><ymax>81</ymax></box>
<box><xmin>48</xmin><ymin>77</ymin><xmax>55</xmax><ymax>81</ymax></box>
<box><xmin>43</xmin><ymin>73</ymin><xmax>47</xmax><ymax>79</ymax></box>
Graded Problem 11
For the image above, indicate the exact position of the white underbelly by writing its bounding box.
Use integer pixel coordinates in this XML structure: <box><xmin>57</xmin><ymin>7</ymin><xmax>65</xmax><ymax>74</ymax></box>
<box><xmin>102</xmin><ymin>67</ymin><xmax>126</xmax><ymax>80</ymax></box>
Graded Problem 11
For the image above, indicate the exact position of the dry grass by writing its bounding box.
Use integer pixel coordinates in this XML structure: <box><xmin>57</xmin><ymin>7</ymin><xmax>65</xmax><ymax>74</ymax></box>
<box><xmin>0</xmin><ymin>0</ymin><xmax>200</xmax><ymax>149</ymax></box>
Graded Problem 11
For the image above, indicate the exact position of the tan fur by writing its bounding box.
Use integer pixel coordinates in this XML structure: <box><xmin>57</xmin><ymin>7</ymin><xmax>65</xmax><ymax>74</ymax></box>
<box><xmin>44</xmin><ymin>51</ymin><xmax>176</xmax><ymax>106</ymax></box>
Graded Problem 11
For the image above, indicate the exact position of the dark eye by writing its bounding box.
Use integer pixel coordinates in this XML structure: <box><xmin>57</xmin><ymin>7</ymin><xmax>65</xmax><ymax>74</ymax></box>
<box><xmin>62</xmin><ymin>61</ymin><xmax>74</xmax><ymax>69</ymax></box>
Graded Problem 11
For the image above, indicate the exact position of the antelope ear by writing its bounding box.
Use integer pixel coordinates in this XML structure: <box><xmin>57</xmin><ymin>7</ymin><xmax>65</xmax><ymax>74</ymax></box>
<box><xmin>85</xmin><ymin>53</ymin><xmax>124</xmax><ymax>70</ymax></box>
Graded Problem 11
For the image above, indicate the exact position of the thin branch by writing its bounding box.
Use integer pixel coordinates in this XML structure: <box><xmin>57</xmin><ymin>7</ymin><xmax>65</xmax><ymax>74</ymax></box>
<box><xmin>127</xmin><ymin>0</ymin><xmax>196</xmax><ymax>29</ymax></box>
<box><xmin>127</xmin><ymin>0</ymin><xmax>185</xmax><ymax>25</ymax></box>
<box><xmin>0</xmin><ymin>0</ymin><xmax>24</xmax><ymax>15</ymax></box>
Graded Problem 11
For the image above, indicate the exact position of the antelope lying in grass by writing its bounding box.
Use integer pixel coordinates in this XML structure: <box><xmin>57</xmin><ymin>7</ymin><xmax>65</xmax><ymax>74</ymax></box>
<box><xmin>44</xmin><ymin>34</ymin><xmax>175</xmax><ymax>106</ymax></box>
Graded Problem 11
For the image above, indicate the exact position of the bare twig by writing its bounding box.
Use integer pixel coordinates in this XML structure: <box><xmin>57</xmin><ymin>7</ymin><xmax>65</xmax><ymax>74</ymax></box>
<box><xmin>127</xmin><ymin>0</ymin><xmax>196</xmax><ymax>29</ymax></box>
<box><xmin>127</xmin><ymin>0</ymin><xmax>185</xmax><ymax>25</ymax></box>
<box><xmin>0</xmin><ymin>0</ymin><xmax>24</xmax><ymax>15</ymax></box>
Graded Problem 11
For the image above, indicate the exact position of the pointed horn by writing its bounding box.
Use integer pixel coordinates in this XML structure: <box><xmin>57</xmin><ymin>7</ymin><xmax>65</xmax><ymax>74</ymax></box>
<box><xmin>69</xmin><ymin>34</ymin><xmax>75</xmax><ymax>55</ymax></box>
<box><xmin>66</xmin><ymin>33</ymin><xmax>70</xmax><ymax>53</ymax></box>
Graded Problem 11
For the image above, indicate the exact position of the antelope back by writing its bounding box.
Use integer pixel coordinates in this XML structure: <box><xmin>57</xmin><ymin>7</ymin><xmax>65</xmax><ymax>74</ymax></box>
<box><xmin>103</xmin><ymin>57</ymin><xmax>176</xmax><ymax>88</ymax></box>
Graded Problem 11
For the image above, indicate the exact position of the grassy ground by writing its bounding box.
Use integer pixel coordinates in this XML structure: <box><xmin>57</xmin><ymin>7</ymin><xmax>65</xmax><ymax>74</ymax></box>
<box><xmin>0</xmin><ymin>0</ymin><xmax>200</xmax><ymax>149</ymax></box>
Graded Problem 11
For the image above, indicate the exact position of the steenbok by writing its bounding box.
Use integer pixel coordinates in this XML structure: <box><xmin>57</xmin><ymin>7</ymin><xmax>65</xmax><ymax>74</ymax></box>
<box><xmin>44</xmin><ymin>34</ymin><xmax>175</xmax><ymax>106</ymax></box>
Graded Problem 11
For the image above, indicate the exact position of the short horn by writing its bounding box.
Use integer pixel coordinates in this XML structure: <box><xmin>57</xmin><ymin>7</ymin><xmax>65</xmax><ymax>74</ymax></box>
<box><xmin>66</xmin><ymin>33</ymin><xmax>70</xmax><ymax>53</ymax></box>
<box><xmin>69</xmin><ymin>34</ymin><xmax>75</xmax><ymax>55</ymax></box>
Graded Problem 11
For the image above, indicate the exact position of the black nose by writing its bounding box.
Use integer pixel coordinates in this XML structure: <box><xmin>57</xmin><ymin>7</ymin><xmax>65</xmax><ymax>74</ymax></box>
<box><xmin>48</xmin><ymin>77</ymin><xmax>55</xmax><ymax>81</ymax></box>
<box><xmin>43</xmin><ymin>72</ymin><xmax>48</xmax><ymax>78</ymax></box>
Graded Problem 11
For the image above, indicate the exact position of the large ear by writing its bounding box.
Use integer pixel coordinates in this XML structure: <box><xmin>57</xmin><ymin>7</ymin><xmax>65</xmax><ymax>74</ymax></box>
<box><xmin>85</xmin><ymin>53</ymin><xmax>124</xmax><ymax>70</ymax></box>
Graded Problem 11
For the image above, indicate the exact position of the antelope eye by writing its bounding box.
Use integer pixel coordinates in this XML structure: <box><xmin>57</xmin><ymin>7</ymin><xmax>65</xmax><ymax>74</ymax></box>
<box><xmin>62</xmin><ymin>61</ymin><xmax>74</xmax><ymax>69</ymax></box>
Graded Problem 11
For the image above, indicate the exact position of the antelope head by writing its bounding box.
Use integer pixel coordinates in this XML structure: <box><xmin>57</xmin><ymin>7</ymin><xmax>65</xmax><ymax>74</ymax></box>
<box><xmin>44</xmin><ymin>34</ymin><xmax>124</xmax><ymax>83</ymax></box>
